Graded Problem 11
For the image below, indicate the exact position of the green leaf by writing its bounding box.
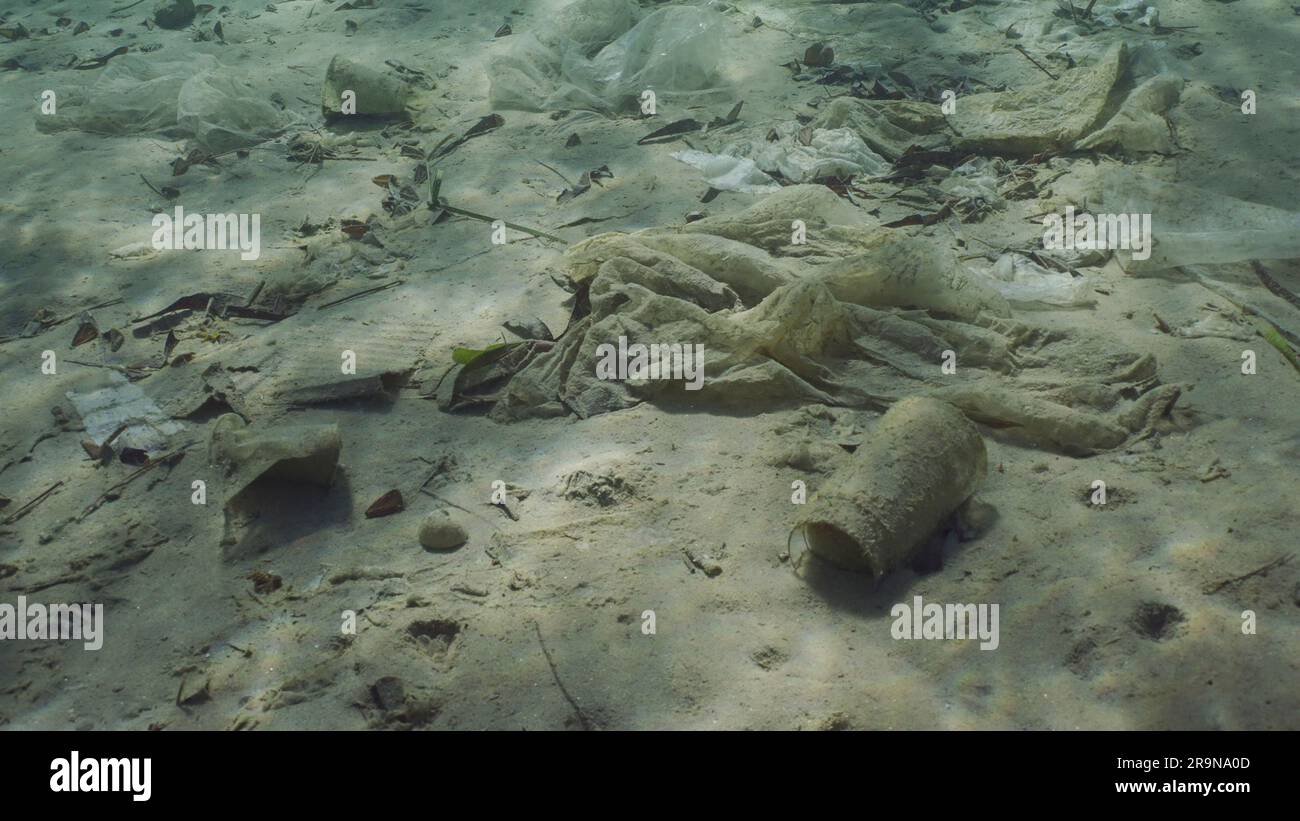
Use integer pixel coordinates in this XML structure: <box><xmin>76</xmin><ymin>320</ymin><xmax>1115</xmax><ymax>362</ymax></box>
<box><xmin>453</xmin><ymin>343</ymin><xmax>507</xmax><ymax>366</ymax></box>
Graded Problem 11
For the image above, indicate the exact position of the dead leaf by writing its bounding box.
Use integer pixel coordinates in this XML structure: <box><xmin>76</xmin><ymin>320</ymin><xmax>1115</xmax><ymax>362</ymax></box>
<box><xmin>637</xmin><ymin>118</ymin><xmax>701</xmax><ymax>145</ymax></box>
<box><xmin>463</xmin><ymin>113</ymin><xmax>504</xmax><ymax>139</ymax></box>
<box><xmin>365</xmin><ymin>489</ymin><xmax>405</xmax><ymax>518</ymax></box>
<box><xmin>71</xmin><ymin>314</ymin><xmax>99</xmax><ymax>348</ymax></box>
<box><xmin>74</xmin><ymin>45</ymin><xmax>128</xmax><ymax>70</ymax></box>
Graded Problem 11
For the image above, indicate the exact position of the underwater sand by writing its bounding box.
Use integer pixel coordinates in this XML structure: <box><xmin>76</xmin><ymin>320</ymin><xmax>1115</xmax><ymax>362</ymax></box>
<box><xmin>0</xmin><ymin>0</ymin><xmax>1297</xmax><ymax>729</ymax></box>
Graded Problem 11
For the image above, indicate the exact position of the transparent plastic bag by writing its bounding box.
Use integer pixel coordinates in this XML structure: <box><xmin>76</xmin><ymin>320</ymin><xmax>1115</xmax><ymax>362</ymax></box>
<box><xmin>567</xmin><ymin>7</ymin><xmax>723</xmax><ymax>105</ymax></box>
<box><xmin>178</xmin><ymin>71</ymin><xmax>294</xmax><ymax>153</ymax></box>
<box><xmin>489</xmin><ymin>2</ymin><xmax>725</xmax><ymax>112</ymax></box>
<box><xmin>35</xmin><ymin>55</ymin><xmax>200</xmax><ymax>137</ymax></box>
<box><xmin>536</xmin><ymin>0</ymin><xmax>639</xmax><ymax>55</ymax></box>
<box><xmin>1092</xmin><ymin>168</ymin><xmax>1300</xmax><ymax>272</ymax></box>
<box><xmin>36</xmin><ymin>54</ymin><xmax>292</xmax><ymax>152</ymax></box>
<box><xmin>670</xmin><ymin>150</ymin><xmax>780</xmax><ymax>194</ymax></box>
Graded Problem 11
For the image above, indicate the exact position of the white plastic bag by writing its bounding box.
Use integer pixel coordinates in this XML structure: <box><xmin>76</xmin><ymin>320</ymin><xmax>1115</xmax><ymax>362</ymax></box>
<box><xmin>748</xmin><ymin>125</ymin><xmax>890</xmax><ymax>183</ymax></box>
<box><xmin>977</xmin><ymin>254</ymin><xmax>1094</xmax><ymax>310</ymax></box>
<box><xmin>670</xmin><ymin>150</ymin><xmax>781</xmax><ymax>194</ymax></box>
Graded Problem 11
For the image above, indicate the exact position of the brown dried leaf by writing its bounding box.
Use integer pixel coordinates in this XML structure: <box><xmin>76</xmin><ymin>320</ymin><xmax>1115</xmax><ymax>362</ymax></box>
<box><xmin>71</xmin><ymin>315</ymin><xmax>98</xmax><ymax>348</ymax></box>
<box><xmin>365</xmin><ymin>489</ymin><xmax>405</xmax><ymax>518</ymax></box>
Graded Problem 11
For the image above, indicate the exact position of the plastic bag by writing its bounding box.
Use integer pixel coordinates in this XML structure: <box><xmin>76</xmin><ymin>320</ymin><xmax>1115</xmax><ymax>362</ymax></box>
<box><xmin>938</xmin><ymin>158</ymin><xmax>1006</xmax><ymax>208</ymax></box>
<box><xmin>747</xmin><ymin>125</ymin><xmax>891</xmax><ymax>183</ymax></box>
<box><xmin>36</xmin><ymin>54</ymin><xmax>293</xmax><ymax>152</ymax></box>
<box><xmin>1091</xmin><ymin>167</ymin><xmax>1300</xmax><ymax>272</ymax></box>
<box><xmin>568</xmin><ymin>7</ymin><xmax>723</xmax><ymax>104</ymax></box>
<box><xmin>670</xmin><ymin>150</ymin><xmax>781</xmax><ymax>194</ymax></box>
<box><xmin>536</xmin><ymin>0</ymin><xmax>639</xmax><ymax>55</ymax></box>
<box><xmin>178</xmin><ymin>71</ymin><xmax>295</xmax><ymax>153</ymax></box>
<box><xmin>976</xmin><ymin>253</ymin><xmax>1094</xmax><ymax>310</ymax></box>
<box><xmin>489</xmin><ymin>2</ymin><xmax>725</xmax><ymax>112</ymax></box>
<box><xmin>36</xmin><ymin>55</ymin><xmax>200</xmax><ymax>138</ymax></box>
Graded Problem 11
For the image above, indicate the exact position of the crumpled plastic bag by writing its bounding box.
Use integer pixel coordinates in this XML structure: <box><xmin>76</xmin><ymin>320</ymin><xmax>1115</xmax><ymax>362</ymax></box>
<box><xmin>36</xmin><ymin>54</ymin><xmax>294</xmax><ymax>152</ymax></box>
<box><xmin>1092</xmin><ymin>0</ymin><xmax>1160</xmax><ymax>27</ymax></box>
<box><xmin>1074</xmin><ymin>74</ymin><xmax>1182</xmax><ymax>154</ymax></box>
<box><xmin>938</xmin><ymin>158</ymin><xmax>1006</xmax><ymax>209</ymax></box>
<box><xmin>809</xmin><ymin>43</ymin><xmax>1180</xmax><ymax>158</ymax></box>
<box><xmin>810</xmin><ymin>97</ymin><xmax>951</xmax><ymax>161</ymax></box>
<box><xmin>949</xmin><ymin>43</ymin><xmax>1128</xmax><ymax>155</ymax></box>
<box><xmin>178</xmin><ymin>70</ymin><xmax>296</xmax><ymax>153</ymax></box>
<box><xmin>670</xmin><ymin>150</ymin><xmax>781</xmax><ymax>193</ymax></box>
<box><xmin>976</xmin><ymin>253</ymin><xmax>1094</xmax><ymax>310</ymax></box>
<box><xmin>489</xmin><ymin>2</ymin><xmax>726</xmax><ymax>112</ymax></box>
<box><xmin>480</xmin><ymin>186</ymin><xmax>1179</xmax><ymax>454</ymax></box>
<box><xmin>743</xmin><ymin>124</ymin><xmax>891</xmax><ymax>183</ymax></box>
<box><xmin>36</xmin><ymin>55</ymin><xmax>196</xmax><ymax>138</ymax></box>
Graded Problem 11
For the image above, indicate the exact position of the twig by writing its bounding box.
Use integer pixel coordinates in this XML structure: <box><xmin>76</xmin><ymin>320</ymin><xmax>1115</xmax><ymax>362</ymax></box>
<box><xmin>45</xmin><ymin>299</ymin><xmax>125</xmax><ymax>330</ymax></box>
<box><xmin>315</xmin><ymin>279</ymin><xmax>404</xmax><ymax>311</ymax></box>
<box><xmin>415</xmin><ymin>488</ymin><xmax>497</xmax><ymax>526</ymax></box>
<box><xmin>1083</xmin><ymin>0</ymin><xmax>1099</xmax><ymax>18</ymax></box>
<box><xmin>534</xmin><ymin>160</ymin><xmax>574</xmax><ymax>188</ymax></box>
<box><xmin>533</xmin><ymin>621</ymin><xmax>594</xmax><ymax>731</ymax></box>
<box><xmin>1251</xmin><ymin>260</ymin><xmax>1300</xmax><ymax>311</ymax></box>
<box><xmin>64</xmin><ymin>359</ymin><xmax>131</xmax><ymax>374</ymax></box>
<box><xmin>0</xmin><ymin>298</ymin><xmax>122</xmax><ymax>345</ymax></box>
<box><xmin>439</xmin><ymin>204</ymin><xmax>566</xmax><ymax>243</ymax></box>
<box><xmin>139</xmin><ymin>174</ymin><xmax>167</xmax><ymax>198</ymax></box>
<box><xmin>78</xmin><ymin>447</ymin><xmax>188</xmax><ymax>521</ymax></box>
<box><xmin>1202</xmin><ymin>553</ymin><xmax>1293</xmax><ymax>595</ymax></box>
<box><xmin>2</xmin><ymin>481</ymin><xmax>64</xmax><ymax>525</ymax></box>
<box><xmin>1013</xmin><ymin>45</ymin><xmax>1058</xmax><ymax>80</ymax></box>
<box><xmin>110</xmin><ymin>0</ymin><xmax>148</xmax><ymax>12</ymax></box>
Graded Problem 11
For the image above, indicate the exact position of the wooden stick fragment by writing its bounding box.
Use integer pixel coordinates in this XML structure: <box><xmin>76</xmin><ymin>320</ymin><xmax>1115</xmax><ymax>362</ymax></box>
<box><xmin>533</xmin><ymin>621</ymin><xmax>594</xmax><ymax>731</ymax></box>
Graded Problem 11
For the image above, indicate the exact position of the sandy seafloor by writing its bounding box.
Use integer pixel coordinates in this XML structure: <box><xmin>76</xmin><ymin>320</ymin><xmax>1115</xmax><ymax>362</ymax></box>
<box><xmin>0</xmin><ymin>0</ymin><xmax>1297</xmax><ymax>730</ymax></box>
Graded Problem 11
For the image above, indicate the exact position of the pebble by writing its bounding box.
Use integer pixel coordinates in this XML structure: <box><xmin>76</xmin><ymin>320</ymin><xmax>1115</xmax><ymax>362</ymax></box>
<box><xmin>418</xmin><ymin>511</ymin><xmax>468</xmax><ymax>552</ymax></box>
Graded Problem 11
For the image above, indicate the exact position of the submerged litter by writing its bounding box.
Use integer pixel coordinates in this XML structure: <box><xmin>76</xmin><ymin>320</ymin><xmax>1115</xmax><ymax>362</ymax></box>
<box><xmin>36</xmin><ymin>54</ymin><xmax>295</xmax><ymax>152</ymax></box>
<box><xmin>793</xmin><ymin>397</ymin><xmax>986</xmax><ymax>578</ymax></box>
<box><xmin>470</xmin><ymin>185</ymin><xmax>1180</xmax><ymax>455</ymax></box>
<box><xmin>489</xmin><ymin>1</ymin><xmax>727</xmax><ymax>113</ymax></box>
